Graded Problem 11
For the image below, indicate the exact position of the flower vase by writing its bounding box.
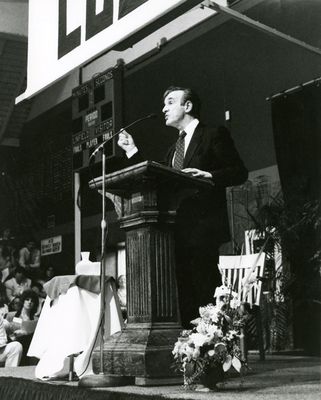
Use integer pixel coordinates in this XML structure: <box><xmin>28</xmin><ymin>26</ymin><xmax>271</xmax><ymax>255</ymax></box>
<box><xmin>75</xmin><ymin>252</ymin><xmax>92</xmax><ymax>275</ymax></box>
<box><xmin>199</xmin><ymin>364</ymin><xmax>224</xmax><ymax>390</ymax></box>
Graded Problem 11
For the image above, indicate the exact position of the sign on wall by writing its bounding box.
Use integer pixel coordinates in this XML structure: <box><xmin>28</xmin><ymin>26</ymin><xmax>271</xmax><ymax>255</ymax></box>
<box><xmin>16</xmin><ymin>0</ymin><xmax>201</xmax><ymax>103</ymax></box>
<box><xmin>41</xmin><ymin>235</ymin><xmax>62</xmax><ymax>256</ymax></box>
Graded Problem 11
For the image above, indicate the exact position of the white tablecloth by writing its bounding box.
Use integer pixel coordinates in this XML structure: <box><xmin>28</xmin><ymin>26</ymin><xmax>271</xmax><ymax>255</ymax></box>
<box><xmin>28</xmin><ymin>280</ymin><xmax>123</xmax><ymax>379</ymax></box>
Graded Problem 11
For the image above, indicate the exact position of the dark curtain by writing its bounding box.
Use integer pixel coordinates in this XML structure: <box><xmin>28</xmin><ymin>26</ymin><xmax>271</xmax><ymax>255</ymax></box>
<box><xmin>271</xmin><ymin>84</ymin><xmax>321</xmax><ymax>354</ymax></box>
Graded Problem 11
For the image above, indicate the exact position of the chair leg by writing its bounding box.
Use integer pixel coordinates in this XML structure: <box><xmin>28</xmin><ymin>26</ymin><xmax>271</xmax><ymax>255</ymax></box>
<box><xmin>239</xmin><ymin>327</ymin><xmax>248</xmax><ymax>363</ymax></box>
<box><xmin>255</xmin><ymin>308</ymin><xmax>265</xmax><ymax>361</ymax></box>
<box><xmin>68</xmin><ymin>355</ymin><xmax>75</xmax><ymax>381</ymax></box>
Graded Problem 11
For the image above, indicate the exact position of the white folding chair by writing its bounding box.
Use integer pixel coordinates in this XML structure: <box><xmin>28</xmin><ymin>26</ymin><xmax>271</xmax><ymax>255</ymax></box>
<box><xmin>218</xmin><ymin>252</ymin><xmax>266</xmax><ymax>361</ymax></box>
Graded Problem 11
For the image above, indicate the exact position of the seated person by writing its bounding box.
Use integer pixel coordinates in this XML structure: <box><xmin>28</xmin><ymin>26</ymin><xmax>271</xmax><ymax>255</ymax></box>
<box><xmin>0</xmin><ymin>282</ymin><xmax>8</xmax><ymax>318</ymax></box>
<box><xmin>5</xmin><ymin>267</ymin><xmax>31</xmax><ymax>303</ymax></box>
<box><xmin>28</xmin><ymin>245</ymin><xmax>41</xmax><ymax>280</ymax></box>
<box><xmin>31</xmin><ymin>281</ymin><xmax>45</xmax><ymax>317</ymax></box>
<box><xmin>0</xmin><ymin>314</ymin><xmax>22</xmax><ymax>367</ymax></box>
<box><xmin>0</xmin><ymin>245</ymin><xmax>11</xmax><ymax>283</ymax></box>
<box><xmin>5</xmin><ymin>289</ymin><xmax>39</xmax><ymax>365</ymax></box>
<box><xmin>8</xmin><ymin>295</ymin><xmax>21</xmax><ymax>313</ymax></box>
<box><xmin>18</xmin><ymin>241</ymin><xmax>34</xmax><ymax>271</ymax></box>
<box><xmin>37</xmin><ymin>265</ymin><xmax>55</xmax><ymax>287</ymax></box>
<box><xmin>116</xmin><ymin>275</ymin><xmax>127</xmax><ymax>322</ymax></box>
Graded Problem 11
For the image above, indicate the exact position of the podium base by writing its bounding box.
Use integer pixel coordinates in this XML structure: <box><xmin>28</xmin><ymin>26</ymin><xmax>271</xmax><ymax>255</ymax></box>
<box><xmin>78</xmin><ymin>374</ymin><xmax>134</xmax><ymax>388</ymax></box>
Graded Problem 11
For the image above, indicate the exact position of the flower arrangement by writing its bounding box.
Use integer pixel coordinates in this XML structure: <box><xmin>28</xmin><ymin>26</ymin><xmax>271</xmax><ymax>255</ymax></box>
<box><xmin>172</xmin><ymin>285</ymin><xmax>247</xmax><ymax>389</ymax></box>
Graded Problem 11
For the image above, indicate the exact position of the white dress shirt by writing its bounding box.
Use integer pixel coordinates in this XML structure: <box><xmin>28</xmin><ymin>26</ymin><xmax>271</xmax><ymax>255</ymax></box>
<box><xmin>178</xmin><ymin>118</ymin><xmax>199</xmax><ymax>156</ymax></box>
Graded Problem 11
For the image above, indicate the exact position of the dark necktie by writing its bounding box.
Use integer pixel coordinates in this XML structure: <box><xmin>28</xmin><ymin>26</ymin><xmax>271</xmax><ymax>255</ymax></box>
<box><xmin>173</xmin><ymin>131</ymin><xmax>186</xmax><ymax>170</ymax></box>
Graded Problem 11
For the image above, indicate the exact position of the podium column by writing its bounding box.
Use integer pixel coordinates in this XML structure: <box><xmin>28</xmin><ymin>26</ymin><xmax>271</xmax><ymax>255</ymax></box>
<box><xmin>89</xmin><ymin>161</ymin><xmax>213</xmax><ymax>385</ymax></box>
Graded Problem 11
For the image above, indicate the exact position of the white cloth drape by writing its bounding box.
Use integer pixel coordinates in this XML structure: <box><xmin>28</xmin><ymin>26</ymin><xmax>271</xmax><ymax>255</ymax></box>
<box><xmin>28</xmin><ymin>282</ymin><xmax>123</xmax><ymax>379</ymax></box>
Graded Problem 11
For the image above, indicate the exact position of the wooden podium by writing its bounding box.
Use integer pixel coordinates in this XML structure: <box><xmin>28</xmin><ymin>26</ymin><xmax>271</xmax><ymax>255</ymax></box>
<box><xmin>89</xmin><ymin>161</ymin><xmax>213</xmax><ymax>386</ymax></box>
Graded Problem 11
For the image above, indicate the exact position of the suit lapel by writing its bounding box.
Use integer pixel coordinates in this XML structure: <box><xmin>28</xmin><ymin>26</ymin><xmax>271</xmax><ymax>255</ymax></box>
<box><xmin>183</xmin><ymin>124</ymin><xmax>203</xmax><ymax>167</ymax></box>
<box><xmin>167</xmin><ymin>144</ymin><xmax>176</xmax><ymax>167</ymax></box>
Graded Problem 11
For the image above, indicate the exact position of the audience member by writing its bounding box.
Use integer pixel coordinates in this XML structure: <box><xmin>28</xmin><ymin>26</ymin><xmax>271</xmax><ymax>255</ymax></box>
<box><xmin>28</xmin><ymin>245</ymin><xmax>41</xmax><ymax>280</ymax></box>
<box><xmin>0</xmin><ymin>282</ymin><xmax>8</xmax><ymax>318</ymax></box>
<box><xmin>0</xmin><ymin>228</ymin><xmax>15</xmax><ymax>248</ymax></box>
<box><xmin>0</xmin><ymin>245</ymin><xmax>12</xmax><ymax>282</ymax></box>
<box><xmin>116</xmin><ymin>274</ymin><xmax>127</xmax><ymax>322</ymax></box>
<box><xmin>10</xmin><ymin>247</ymin><xmax>20</xmax><ymax>270</ymax></box>
<box><xmin>5</xmin><ymin>266</ymin><xmax>31</xmax><ymax>303</ymax></box>
<box><xmin>31</xmin><ymin>281</ymin><xmax>45</xmax><ymax>317</ymax></box>
<box><xmin>0</xmin><ymin>314</ymin><xmax>22</xmax><ymax>367</ymax></box>
<box><xmin>18</xmin><ymin>241</ymin><xmax>35</xmax><ymax>271</ymax></box>
<box><xmin>5</xmin><ymin>289</ymin><xmax>39</xmax><ymax>365</ymax></box>
<box><xmin>8</xmin><ymin>296</ymin><xmax>21</xmax><ymax>313</ymax></box>
<box><xmin>37</xmin><ymin>265</ymin><xmax>55</xmax><ymax>287</ymax></box>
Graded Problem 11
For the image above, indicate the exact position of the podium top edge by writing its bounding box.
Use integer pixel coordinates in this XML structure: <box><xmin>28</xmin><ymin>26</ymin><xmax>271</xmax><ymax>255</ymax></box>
<box><xmin>88</xmin><ymin>160</ymin><xmax>214</xmax><ymax>192</ymax></box>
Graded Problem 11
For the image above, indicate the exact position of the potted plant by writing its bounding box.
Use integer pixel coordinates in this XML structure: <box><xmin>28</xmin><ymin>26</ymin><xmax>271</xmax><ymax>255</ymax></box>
<box><xmin>172</xmin><ymin>285</ymin><xmax>247</xmax><ymax>390</ymax></box>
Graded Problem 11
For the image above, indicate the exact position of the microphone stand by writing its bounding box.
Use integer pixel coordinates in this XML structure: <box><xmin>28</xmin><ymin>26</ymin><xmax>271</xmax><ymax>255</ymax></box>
<box><xmin>79</xmin><ymin>145</ymin><xmax>113</xmax><ymax>388</ymax></box>
<box><xmin>99</xmin><ymin>145</ymin><xmax>107</xmax><ymax>377</ymax></box>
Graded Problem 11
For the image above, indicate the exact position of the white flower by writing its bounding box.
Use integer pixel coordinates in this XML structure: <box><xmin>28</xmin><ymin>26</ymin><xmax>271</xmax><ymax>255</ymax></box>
<box><xmin>208</xmin><ymin>307</ymin><xmax>220</xmax><ymax>323</ymax></box>
<box><xmin>192</xmin><ymin>347</ymin><xmax>201</xmax><ymax>359</ymax></box>
<box><xmin>190</xmin><ymin>317</ymin><xmax>201</xmax><ymax>326</ymax></box>
<box><xmin>172</xmin><ymin>340</ymin><xmax>182</xmax><ymax>356</ymax></box>
<box><xmin>215</xmin><ymin>328</ymin><xmax>224</xmax><ymax>338</ymax></box>
<box><xmin>230</xmin><ymin>296</ymin><xmax>241</xmax><ymax>309</ymax></box>
<box><xmin>197</xmin><ymin>320</ymin><xmax>216</xmax><ymax>336</ymax></box>
<box><xmin>198</xmin><ymin>304</ymin><xmax>220</xmax><ymax>323</ymax></box>
<box><xmin>189</xmin><ymin>332</ymin><xmax>208</xmax><ymax>347</ymax></box>
<box><xmin>206</xmin><ymin>323</ymin><xmax>218</xmax><ymax>336</ymax></box>
<box><xmin>213</xmin><ymin>285</ymin><xmax>231</xmax><ymax>299</ymax></box>
<box><xmin>180</xmin><ymin>342</ymin><xmax>194</xmax><ymax>361</ymax></box>
<box><xmin>226</xmin><ymin>330</ymin><xmax>239</xmax><ymax>341</ymax></box>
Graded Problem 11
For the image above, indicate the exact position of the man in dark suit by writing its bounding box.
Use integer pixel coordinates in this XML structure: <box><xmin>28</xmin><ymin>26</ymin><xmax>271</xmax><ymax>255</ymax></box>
<box><xmin>117</xmin><ymin>86</ymin><xmax>248</xmax><ymax>328</ymax></box>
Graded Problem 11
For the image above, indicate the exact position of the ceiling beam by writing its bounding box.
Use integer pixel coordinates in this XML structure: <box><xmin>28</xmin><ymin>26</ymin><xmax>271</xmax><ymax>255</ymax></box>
<box><xmin>205</xmin><ymin>0</ymin><xmax>321</xmax><ymax>56</ymax></box>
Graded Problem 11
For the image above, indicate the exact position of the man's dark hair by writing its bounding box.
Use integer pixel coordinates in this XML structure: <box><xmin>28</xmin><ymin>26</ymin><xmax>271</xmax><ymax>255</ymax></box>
<box><xmin>163</xmin><ymin>86</ymin><xmax>201</xmax><ymax>118</ymax></box>
<box><xmin>15</xmin><ymin>266</ymin><xmax>26</xmax><ymax>275</ymax></box>
<box><xmin>31</xmin><ymin>281</ymin><xmax>43</xmax><ymax>292</ymax></box>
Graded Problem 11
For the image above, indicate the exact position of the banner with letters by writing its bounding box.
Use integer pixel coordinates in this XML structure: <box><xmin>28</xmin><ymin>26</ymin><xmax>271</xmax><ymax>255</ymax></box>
<box><xmin>16</xmin><ymin>0</ymin><xmax>202</xmax><ymax>103</ymax></box>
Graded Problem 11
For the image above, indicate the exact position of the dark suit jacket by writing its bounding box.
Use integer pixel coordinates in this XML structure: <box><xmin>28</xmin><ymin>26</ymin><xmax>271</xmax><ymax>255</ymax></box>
<box><xmin>128</xmin><ymin>123</ymin><xmax>248</xmax><ymax>247</ymax></box>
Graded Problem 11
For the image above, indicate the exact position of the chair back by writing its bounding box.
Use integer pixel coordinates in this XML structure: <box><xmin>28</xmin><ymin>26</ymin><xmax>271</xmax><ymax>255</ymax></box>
<box><xmin>218</xmin><ymin>253</ymin><xmax>266</xmax><ymax>307</ymax></box>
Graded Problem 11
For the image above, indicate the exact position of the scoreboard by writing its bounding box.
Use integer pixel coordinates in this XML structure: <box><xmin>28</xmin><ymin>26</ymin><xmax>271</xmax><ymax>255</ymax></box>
<box><xmin>71</xmin><ymin>65</ymin><xmax>123</xmax><ymax>170</ymax></box>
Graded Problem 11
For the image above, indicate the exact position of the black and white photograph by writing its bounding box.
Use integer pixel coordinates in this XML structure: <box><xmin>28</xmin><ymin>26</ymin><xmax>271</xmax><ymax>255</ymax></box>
<box><xmin>0</xmin><ymin>1</ymin><xmax>320</xmax><ymax>399</ymax></box>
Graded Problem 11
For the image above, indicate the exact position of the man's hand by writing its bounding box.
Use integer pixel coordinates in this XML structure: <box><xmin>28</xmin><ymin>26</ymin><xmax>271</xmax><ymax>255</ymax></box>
<box><xmin>117</xmin><ymin>130</ymin><xmax>136</xmax><ymax>153</ymax></box>
<box><xmin>181</xmin><ymin>168</ymin><xmax>212</xmax><ymax>179</ymax></box>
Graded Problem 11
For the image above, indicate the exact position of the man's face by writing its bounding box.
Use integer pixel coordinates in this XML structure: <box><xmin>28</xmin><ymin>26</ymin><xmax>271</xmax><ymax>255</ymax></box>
<box><xmin>15</xmin><ymin>272</ymin><xmax>24</xmax><ymax>283</ymax></box>
<box><xmin>162</xmin><ymin>90</ymin><xmax>186</xmax><ymax>129</ymax></box>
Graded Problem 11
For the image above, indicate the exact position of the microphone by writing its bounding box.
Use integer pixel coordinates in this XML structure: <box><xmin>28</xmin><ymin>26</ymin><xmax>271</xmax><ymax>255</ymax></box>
<box><xmin>90</xmin><ymin>113</ymin><xmax>157</xmax><ymax>159</ymax></box>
